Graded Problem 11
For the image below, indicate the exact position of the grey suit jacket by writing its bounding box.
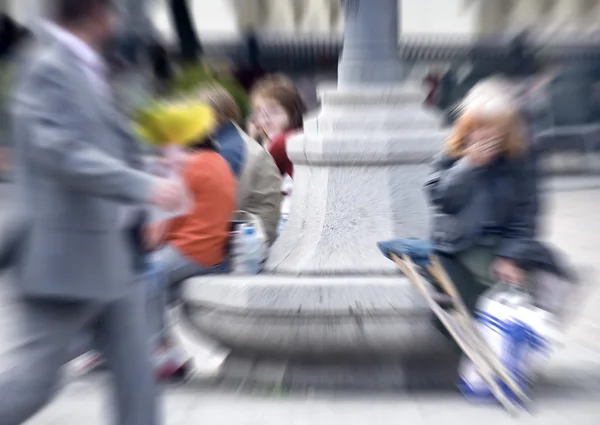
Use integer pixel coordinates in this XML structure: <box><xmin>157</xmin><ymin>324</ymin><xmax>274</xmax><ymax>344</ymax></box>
<box><xmin>0</xmin><ymin>23</ymin><xmax>56</xmax><ymax>271</ymax></box>
<box><xmin>11</xmin><ymin>42</ymin><xmax>154</xmax><ymax>301</ymax></box>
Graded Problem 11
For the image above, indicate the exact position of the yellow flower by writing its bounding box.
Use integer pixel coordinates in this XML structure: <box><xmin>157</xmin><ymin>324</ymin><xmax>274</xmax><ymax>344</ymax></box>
<box><xmin>134</xmin><ymin>100</ymin><xmax>217</xmax><ymax>147</ymax></box>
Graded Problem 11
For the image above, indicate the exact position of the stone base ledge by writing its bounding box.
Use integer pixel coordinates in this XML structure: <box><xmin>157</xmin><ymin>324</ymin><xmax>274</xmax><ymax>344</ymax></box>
<box><xmin>317</xmin><ymin>83</ymin><xmax>427</xmax><ymax>104</ymax></box>
<box><xmin>179</xmin><ymin>274</ymin><xmax>449</xmax><ymax>356</ymax></box>
<box><xmin>182</xmin><ymin>274</ymin><xmax>434</xmax><ymax>314</ymax></box>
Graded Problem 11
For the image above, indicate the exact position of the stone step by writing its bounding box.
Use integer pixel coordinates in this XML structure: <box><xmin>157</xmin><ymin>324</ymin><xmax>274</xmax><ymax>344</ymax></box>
<box><xmin>304</xmin><ymin>111</ymin><xmax>444</xmax><ymax>133</ymax></box>
<box><xmin>206</xmin><ymin>353</ymin><xmax>459</xmax><ymax>394</ymax></box>
<box><xmin>318</xmin><ymin>85</ymin><xmax>427</xmax><ymax>106</ymax></box>
<box><xmin>179</xmin><ymin>275</ymin><xmax>447</xmax><ymax>357</ymax></box>
<box><xmin>288</xmin><ymin>132</ymin><xmax>446</xmax><ymax>165</ymax></box>
<box><xmin>183</xmin><ymin>275</ymin><xmax>431</xmax><ymax>312</ymax></box>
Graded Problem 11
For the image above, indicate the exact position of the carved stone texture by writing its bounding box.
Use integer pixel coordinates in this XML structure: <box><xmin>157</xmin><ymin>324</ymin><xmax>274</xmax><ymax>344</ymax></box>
<box><xmin>265</xmin><ymin>84</ymin><xmax>446</xmax><ymax>276</ymax></box>
<box><xmin>180</xmin><ymin>274</ymin><xmax>448</xmax><ymax>357</ymax></box>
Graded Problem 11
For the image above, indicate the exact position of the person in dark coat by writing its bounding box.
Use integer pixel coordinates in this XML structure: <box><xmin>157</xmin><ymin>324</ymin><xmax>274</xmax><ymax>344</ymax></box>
<box><xmin>425</xmin><ymin>78</ymin><xmax>542</xmax><ymax>315</ymax></box>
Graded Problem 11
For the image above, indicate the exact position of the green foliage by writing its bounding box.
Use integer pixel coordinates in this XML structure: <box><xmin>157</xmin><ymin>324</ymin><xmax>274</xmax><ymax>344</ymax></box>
<box><xmin>0</xmin><ymin>62</ymin><xmax>15</xmax><ymax>131</ymax></box>
<box><xmin>0</xmin><ymin>63</ymin><xmax>14</xmax><ymax>107</ymax></box>
<box><xmin>169</xmin><ymin>63</ymin><xmax>250</xmax><ymax>119</ymax></box>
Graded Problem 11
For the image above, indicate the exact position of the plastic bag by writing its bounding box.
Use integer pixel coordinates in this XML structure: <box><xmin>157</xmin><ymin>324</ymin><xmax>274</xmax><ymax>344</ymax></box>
<box><xmin>458</xmin><ymin>283</ymin><xmax>559</xmax><ymax>404</ymax></box>
<box><xmin>230</xmin><ymin>211</ymin><xmax>268</xmax><ymax>274</ymax></box>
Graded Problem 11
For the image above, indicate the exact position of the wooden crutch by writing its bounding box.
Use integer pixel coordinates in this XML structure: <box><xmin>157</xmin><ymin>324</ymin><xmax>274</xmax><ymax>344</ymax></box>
<box><xmin>426</xmin><ymin>255</ymin><xmax>530</xmax><ymax>406</ymax></box>
<box><xmin>391</xmin><ymin>254</ymin><xmax>521</xmax><ymax>415</ymax></box>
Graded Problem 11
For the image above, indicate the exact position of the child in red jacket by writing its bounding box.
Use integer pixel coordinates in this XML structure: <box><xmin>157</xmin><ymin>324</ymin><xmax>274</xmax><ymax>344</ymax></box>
<box><xmin>248</xmin><ymin>75</ymin><xmax>307</xmax><ymax>218</ymax></box>
<box><xmin>248</xmin><ymin>74</ymin><xmax>307</xmax><ymax>179</ymax></box>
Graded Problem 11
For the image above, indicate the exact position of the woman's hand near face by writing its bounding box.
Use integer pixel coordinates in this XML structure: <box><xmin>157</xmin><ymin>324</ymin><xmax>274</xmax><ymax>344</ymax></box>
<box><xmin>465</xmin><ymin>138</ymin><xmax>502</xmax><ymax>167</ymax></box>
<box><xmin>491</xmin><ymin>257</ymin><xmax>525</xmax><ymax>286</ymax></box>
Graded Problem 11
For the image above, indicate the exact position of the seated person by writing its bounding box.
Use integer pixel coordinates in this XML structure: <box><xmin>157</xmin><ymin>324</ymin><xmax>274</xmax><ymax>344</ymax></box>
<box><xmin>248</xmin><ymin>73</ymin><xmax>306</xmax><ymax>178</ymax></box>
<box><xmin>197</xmin><ymin>84</ymin><xmax>282</xmax><ymax>247</ymax></box>
<box><xmin>248</xmin><ymin>74</ymin><xmax>307</xmax><ymax>216</ymax></box>
<box><xmin>425</xmin><ymin>78</ymin><xmax>539</xmax><ymax>321</ymax></box>
<box><xmin>145</xmin><ymin>135</ymin><xmax>237</xmax><ymax>379</ymax></box>
<box><xmin>65</xmin><ymin>119</ymin><xmax>237</xmax><ymax>380</ymax></box>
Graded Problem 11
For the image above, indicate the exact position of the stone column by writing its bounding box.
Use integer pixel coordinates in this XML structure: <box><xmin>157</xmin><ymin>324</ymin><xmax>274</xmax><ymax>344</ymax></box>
<box><xmin>337</xmin><ymin>0</ymin><xmax>405</xmax><ymax>87</ymax></box>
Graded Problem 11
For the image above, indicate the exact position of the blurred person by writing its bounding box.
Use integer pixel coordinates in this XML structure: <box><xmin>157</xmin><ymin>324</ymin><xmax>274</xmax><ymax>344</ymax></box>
<box><xmin>425</xmin><ymin>78</ymin><xmax>540</xmax><ymax>318</ymax></box>
<box><xmin>248</xmin><ymin>74</ymin><xmax>306</xmax><ymax>177</ymax></box>
<box><xmin>199</xmin><ymin>84</ymin><xmax>282</xmax><ymax>246</ymax></box>
<box><xmin>144</xmin><ymin>135</ymin><xmax>236</xmax><ymax>380</ymax></box>
<box><xmin>0</xmin><ymin>0</ymin><xmax>186</xmax><ymax>423</ymax></box>
<box><xmin>248</xmin><ymin>74</ymin><xmax>306</xmax><ymax>217</ymax></box>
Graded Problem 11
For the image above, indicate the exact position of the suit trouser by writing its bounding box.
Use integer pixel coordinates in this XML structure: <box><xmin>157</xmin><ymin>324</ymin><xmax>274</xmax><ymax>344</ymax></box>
<box><xmin>0</xmin><ymin>283</ymin><xmax>159</xmax><ymax>425</ymax></box>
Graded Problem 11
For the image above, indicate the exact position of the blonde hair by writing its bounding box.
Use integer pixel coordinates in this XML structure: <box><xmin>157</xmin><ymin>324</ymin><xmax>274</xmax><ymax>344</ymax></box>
<box><xmin>250</xmin><ymin>74</ymin><xmax>307</xmax><ymax>129</ymax></box>
<box><xmin>446</xmin><ymin>77</ymin><xmax>528</xmax><ymax>159</ymax></box>
<box><xmin>196</xmin><ymin>84</ymin><xmax>243</xmax><ymax>127</ymax></box>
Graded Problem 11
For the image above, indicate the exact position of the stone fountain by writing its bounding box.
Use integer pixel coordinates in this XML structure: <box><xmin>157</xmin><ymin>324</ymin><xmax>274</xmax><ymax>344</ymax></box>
<box><xmin>178</xmin><ymin>0</ymin><xmax>450</xmax><ymax>364</ymax></box>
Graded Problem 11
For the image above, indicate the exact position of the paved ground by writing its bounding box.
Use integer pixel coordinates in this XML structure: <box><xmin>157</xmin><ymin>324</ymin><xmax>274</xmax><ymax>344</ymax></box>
<box><xmin>1</xmin><ymin>182</ymin><xmax>600</xmax><ymax>424</ymax></box>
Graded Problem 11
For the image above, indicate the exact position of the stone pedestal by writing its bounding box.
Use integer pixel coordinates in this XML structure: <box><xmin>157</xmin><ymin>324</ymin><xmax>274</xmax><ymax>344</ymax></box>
<box><xmin>180</xmin><ymin>83</ymin><xmax>448</xmax><ymax>356</ymax></box>
<box><xmin>179</xmin><ymin>0</ymin><xmax>450</xmax><ymax>359</ymax></box>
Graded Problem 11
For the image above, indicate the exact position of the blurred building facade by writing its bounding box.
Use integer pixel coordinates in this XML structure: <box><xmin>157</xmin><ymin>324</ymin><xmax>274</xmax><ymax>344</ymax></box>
<box><xmin>4</xmin><ymin>0</ymin><xmax>600</xmax><ymax>41</ymax></box>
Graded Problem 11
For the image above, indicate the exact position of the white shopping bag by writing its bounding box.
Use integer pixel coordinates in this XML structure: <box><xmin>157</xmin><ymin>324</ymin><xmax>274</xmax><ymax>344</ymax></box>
<box><xmin>458</xmin><ymin>283</ymin><xmax>558</xmax><ymax>404</ymax></box>
<box><xmin>230</xmin><ymin>211</ymin><xmax>269</xmax><ymax>273</ymax></box>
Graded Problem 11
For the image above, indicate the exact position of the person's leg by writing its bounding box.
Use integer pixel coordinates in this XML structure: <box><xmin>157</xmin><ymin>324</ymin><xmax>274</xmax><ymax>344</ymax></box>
<box><xmin>147</xmin><ymin>245</ymin><xmax>227</xmax><ymax>348</ymax></box>
<box><xmin>456</xmin><ymin>246</ymin><xmax>497</xmax><ymax>297</ymax></box>
<box><xmin>94</xmin><ymin>282</ymin><xmax>159</xmax><ymax>425</ymax></box>
<box><xmin>146</xmin><ymin>246</ymin><xmax>227</xmax><ymax>379</ymax></box>
<box><xmin>433</xmin><ymin>253</ymin><xmax>488</xmax><ymax>348</ymax></box>
<box><xmin>438</xmin><ymin>251</ymin><xmax>493</xmax><ymax>314</ymax></box>
<box><xmin>0</xmin><ymin>298</ymin><xmax>96</xmax><ymax>425</ymax></box>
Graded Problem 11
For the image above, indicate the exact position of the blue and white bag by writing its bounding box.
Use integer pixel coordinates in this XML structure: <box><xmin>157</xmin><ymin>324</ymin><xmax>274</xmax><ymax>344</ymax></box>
<box><xmin>458</xmin><ymin>283</ymin><xmax>560</xmax><ymax>404</ymax></box>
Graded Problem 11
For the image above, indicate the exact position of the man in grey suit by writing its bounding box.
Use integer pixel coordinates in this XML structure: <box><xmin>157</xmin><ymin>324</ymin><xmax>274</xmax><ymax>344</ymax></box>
<box><xmin>0</xmin><ymin>0</ymin><xmax>185</xmax><ymax>423</ymax></box>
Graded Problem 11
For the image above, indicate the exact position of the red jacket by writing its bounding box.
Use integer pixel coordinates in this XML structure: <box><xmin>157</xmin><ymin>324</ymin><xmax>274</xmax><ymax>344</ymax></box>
<box><xmin>268</xmin><ymin>130</ymin><xmax>298</xmax><ymax>178</ymax></box>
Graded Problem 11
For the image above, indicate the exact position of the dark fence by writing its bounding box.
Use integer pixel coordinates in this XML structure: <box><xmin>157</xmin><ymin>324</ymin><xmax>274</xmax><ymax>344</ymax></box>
<box><xmin>198</xmin><ymin>33</ymin><xmax>600</xmax><ymax>74</ymax></box>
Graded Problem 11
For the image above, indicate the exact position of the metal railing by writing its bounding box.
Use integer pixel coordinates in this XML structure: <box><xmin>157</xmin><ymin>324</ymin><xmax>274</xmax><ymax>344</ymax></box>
<box><xmin>197</xmin><ymin>32</ymin><xmax>600</xmax><ymax>73</ymax></box>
